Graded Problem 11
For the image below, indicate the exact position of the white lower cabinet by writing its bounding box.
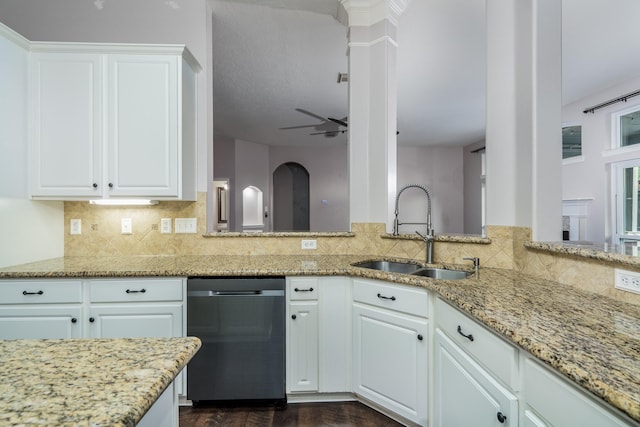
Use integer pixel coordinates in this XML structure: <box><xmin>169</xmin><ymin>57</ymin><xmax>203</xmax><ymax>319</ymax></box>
<box><xmin>352</xmin><ymin>279</ymin><xmax>429</xmax><ymax>426</ymax></box>
<box><xmin>286</xmin><ymin>276</ymin><xmax>351</xmax><ymax>395</ymax></box>
<box><xmin>522</xmin><ymin>356</ymin><xmax>633</xmax><ymax>427</ymax></box>
<box><xmin>137</xmin><ymin>380</ymin><xmax>178</xmax><ymax>427</ymax></box>
<box><xmin>434</xmin><ymin>329</ymin><xmax>517</xmax><ymax>427</ymax></box>
<box><xmin>0</xmin><ymin>279</ymin><xmax>84</xmax><ymax>339</ymax></box>
<box><xmin>0</xmin><ymin>277</ymin><xmax>186</xmax><ymax>400</ymax></box>
<box><xmin>288</xmin><ymin>299</ymin><xmax>319</xmax><ymax>392</ymax></box>
<box><xmin>435</xmin><ymin>298</ymin><xmax>518</xmax><ymax>427</ymax></box>
<box><xmin>87</xmin><ymin>278</ymin><xmax>183</xmax><ymax>339</ymax></box>
<box><xmin>0</xmin><ymin>305</ymin><xmax>83</xmax><ymax>339</ymax></box>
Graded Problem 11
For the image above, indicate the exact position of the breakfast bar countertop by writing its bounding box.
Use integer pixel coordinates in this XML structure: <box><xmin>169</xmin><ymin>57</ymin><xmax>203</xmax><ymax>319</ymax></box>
<box><xmin>0</xmin><ymin>337</ymin><xmax>201</xmax><ymax>427</ymax></box>
<box><xmin>0</xmin><ymin>255</ymin><xmax>639</xmax><ymax>423</ymax></box>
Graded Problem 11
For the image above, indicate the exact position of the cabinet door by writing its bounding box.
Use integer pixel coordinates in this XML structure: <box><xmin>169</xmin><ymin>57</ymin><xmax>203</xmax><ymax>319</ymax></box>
<box><xmin>523</xmin><ymin>410</ymin><xmax>549</xmax><ymax>427</ymax></box>
<box><xmin>318</xmin><ymin>277</ymin><xmax>351</xmax><ymax>393</ymax></box>
<box><xmin>523</xmin><ymin>357</ymin><xmax>631</xmax><ymax>427</ymax></box>
<box><xmin>88</xmin><ymin>303</ymin><xmax>182</xmax><ymax>339</ymax></box>
<box><xmin>30</xmin><ymin>52</ymin><xmax>102</xmax><ymax>197</ymax></box>
<box><xmin>287</xmin><ymin>301</ymin><xmax>319</xmax><ymax>392</ymax></box>
<box><xmin>0</xmin><ymin>306</ymin><xmax>83</xmax><ymax>339</ymax></box>
<box><xmin>434</xmin><ymin>329</ymin><xmax>518</xmax><ymax>427</ymax></box>
<box><xmin>352</xmin><ymin>303</ymin><xmax>428</xmax><ymax>425</ymax></box>
<box><xmin>107</xmin><ymin>54</ymin><xmax>179</xmax><ymax>197</ymax></box>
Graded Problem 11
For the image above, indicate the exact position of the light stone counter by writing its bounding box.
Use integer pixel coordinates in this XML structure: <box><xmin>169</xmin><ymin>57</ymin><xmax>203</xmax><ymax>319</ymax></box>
<box><xmin>0</xmin><ymin>337</ymin><xmax>201</xmax><ymax>427</ymax></box>
<box><xmin>0</xmin><ymin>255</ymin><xmax>638</xmax><ymax>423</ymax></box>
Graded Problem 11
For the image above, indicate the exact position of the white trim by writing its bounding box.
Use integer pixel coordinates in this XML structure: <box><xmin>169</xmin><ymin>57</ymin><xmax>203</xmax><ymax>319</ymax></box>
<box><xmin>0</xmin><ymin>22</ymin><xmax>30</xmax><ymax>49</ymax></box>
<box><xmin>602</xmin><ymin>143</ymin><xmax>640</xmax><ymax>161</ymax></box>
<box><xmin>348</xmin><ymin>35</ymin><xmax>399</xmax><ymax>48</ymax></box>
<box><xmin>563</xmin><ymin>155</ymin><xmax>585</xmax><ymax>165</ymax></box>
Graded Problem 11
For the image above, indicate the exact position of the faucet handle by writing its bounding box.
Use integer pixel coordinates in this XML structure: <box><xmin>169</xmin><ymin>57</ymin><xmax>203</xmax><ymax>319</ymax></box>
<box><xmin>463</xmin><ymin>257</ymin><xmax>480</xmax><ymax>271</ymax></box>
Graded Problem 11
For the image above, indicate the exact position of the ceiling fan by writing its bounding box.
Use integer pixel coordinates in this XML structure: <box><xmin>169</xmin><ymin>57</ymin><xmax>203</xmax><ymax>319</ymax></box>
<box><xmin>279</xmin><ymin>108</ymin><xmax>347</xmax><ymax>138</ymax></box>
<box><xmin>279</xmin><ymin>108</ymin><xmax>398</xmax><ymax>137</ymax></box>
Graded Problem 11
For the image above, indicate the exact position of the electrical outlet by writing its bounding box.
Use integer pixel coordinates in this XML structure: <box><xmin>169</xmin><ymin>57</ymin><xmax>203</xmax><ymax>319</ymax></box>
<box><xmin>160</xmin><ymin>218</ymin><xmax>172</xmax><ymax>234</ymax></box>
<box><xmin>614</xmin><ymin>268</ymin><xmax>640</xmax><ymax>294</ymax></box>
<box><xmin>301</xmin><ymin>239</ymin><xmax>317</xmax><ymax>250</ymax></box>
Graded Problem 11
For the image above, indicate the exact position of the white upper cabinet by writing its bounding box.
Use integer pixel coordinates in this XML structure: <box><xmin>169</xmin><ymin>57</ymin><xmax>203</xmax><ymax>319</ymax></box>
<box><xmin>29</xmin><ymin>43</ymin><xmax>199</xmax><ymax>200</ymax></box>
<box><xmin>30</xmin><ymin>52</ymin><xmax>103</xmax><ymax>197</ymax></box>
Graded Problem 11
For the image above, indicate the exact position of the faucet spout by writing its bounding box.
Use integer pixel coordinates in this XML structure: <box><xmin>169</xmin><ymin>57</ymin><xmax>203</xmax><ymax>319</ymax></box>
<box><xmin>393</xmin><ymin>184</ymin><xmax>433</xmax><ymax>236</ymax></box>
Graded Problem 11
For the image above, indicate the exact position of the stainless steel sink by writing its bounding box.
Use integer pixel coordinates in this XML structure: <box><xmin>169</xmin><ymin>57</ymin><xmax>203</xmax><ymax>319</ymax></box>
<box><xmin>412</xmin><ymin>267</ymin><xmax>470</xmax><ymax>280</ymax></box>
<box><xmin>352</xmin><ymin>260</ymin><xmax>423</xmax><ymax>274</ymax></box>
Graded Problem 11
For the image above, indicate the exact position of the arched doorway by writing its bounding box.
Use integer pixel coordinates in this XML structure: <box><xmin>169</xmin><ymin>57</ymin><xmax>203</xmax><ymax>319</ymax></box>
<box><xmin>242</xmin><ymin>185</ymin><xmax>264</xmax><ymax>232</ymax></box>
<box><xmin>273</xmin><ymin>162</ymin><xmax>309</xmax><ymax>231</ymax></box>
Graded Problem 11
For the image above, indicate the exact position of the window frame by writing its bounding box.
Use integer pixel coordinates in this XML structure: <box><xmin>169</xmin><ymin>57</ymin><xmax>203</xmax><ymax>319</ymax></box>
<box><xmin>561</xmin><ymin>121</ymin><xmax>584</xmax><ymax>163</ymax></box>
<box><xmin>612</xmin><ymin>104</ymin><xmax>640</xmax><ymax>150</ymax></box>
<box><xmin>613</xmin><ymin>159</ymin><xmax>640</xmax><ymax>245</ymax></box>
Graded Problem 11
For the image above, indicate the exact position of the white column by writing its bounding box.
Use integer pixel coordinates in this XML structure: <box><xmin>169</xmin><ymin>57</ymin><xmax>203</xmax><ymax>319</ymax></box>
<box><xmin>341</xmin><ymin>0</ymin><xmax>408</xmax><ymax>233</ymax></box>
<box><xmin>485</xmin><ymin>0</ymin><xmax>562</xmax><ymax>240</ymax></box>
<box><xmin>531</xmin><ymin>0</ymin><xmax>562</xmax><ymax>241</ymax></box>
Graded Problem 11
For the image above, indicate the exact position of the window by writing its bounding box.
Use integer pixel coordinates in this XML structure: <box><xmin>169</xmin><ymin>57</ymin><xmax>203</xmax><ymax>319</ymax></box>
<box><xmin>614</xmin><ymin>160</ymin><xmax>640</xmax><ymax>246</ymax></box>
<box><xmin>562</xmin><ymin>124</ymin><xmax>582</xmax><ymax>159</ymax></box>
<box><xmin>619</xmin><ymin>109</ymin><xmax>640</xmax><ymax>147</ymax></box>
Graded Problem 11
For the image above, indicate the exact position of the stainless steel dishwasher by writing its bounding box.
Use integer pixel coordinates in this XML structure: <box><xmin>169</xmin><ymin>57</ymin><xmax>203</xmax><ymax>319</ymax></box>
<box><xmin>186</xmin><ymin>276</ymin><xmax>286</xmax><ymax>406</ymax></box>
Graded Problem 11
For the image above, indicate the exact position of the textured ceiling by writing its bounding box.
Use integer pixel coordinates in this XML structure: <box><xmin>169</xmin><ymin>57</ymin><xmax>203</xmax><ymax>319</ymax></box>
<box><xmin>212</xmin><ymin>0</ymin><xmax>640</xmax><ymax>148</ymax></box>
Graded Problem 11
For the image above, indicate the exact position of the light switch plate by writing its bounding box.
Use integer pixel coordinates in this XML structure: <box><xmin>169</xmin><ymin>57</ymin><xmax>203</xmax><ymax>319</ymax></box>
<box><xmin>175</xmin><ymin>218</ymin><xmax>197</xmax><ymax>234</ymax></box>
<box><xmin>121</xmin><ymin>218</ymin><xmax>133</xmax><ymax>235</ymax></box>
<box><xmin>70</xmin><ymin>219</ymin><xmax>81</xmax><ymax>235</ymax></box>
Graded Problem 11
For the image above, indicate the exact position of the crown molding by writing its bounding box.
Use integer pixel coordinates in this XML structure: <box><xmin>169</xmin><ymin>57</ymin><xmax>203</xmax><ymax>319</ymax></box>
<box><xmin>339</xmin><ymin>0</ymin><xmax>411</xmax><ymax>27</ymax></box>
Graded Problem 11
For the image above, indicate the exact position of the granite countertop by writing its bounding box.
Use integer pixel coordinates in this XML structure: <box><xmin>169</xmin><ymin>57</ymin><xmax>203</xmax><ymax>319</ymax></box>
<box><xmin>0</xmin><ymin>255</ymin><xmax>639</xmax><ymax>423</ymax></box>
<box><xmin>0</xmin><ymin>337</ymin><xmax>201</xmax><ymax>426</ymax></box>
<box><xmin>525</xmin><ymin>240</ymin><xmax>640</xmax><ymax>268</ymax></box>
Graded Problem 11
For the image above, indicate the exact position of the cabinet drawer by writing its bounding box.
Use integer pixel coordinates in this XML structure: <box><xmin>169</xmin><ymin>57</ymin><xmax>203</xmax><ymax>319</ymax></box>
<box><xmin>0</xmin><ymin>280</ymin><xmax>82</xmax><ymax>304</ymax></box>
<box><xmin>435</xmin><ymin>298</ymin><xmax>517</xmax><ymax>389</ymax></box>
<box><xmin>353</xmin><ymin>279</ymin><xmax>428</xmax><ymax>317</ymax></box>
<box><xmin>287</xmin><ymin>277</ymin><xmax>319</xmax><ymax>300</ymax></box>
<box><xmin>90</xmin><ymin>278</ymin><xmax>183</xmax><ymax>303</ymax></box>
<box><xmin>523</xmin><ymin>357</ymin><xmax>630</xmax><ymax>427</ymax></box>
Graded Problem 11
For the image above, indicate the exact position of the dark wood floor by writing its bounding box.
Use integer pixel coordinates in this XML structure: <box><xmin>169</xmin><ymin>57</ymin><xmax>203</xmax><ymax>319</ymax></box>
<box><xmin>179</xmin><ymin>401</ymin><xmax>405</xmax><ymax>427</ymax></box>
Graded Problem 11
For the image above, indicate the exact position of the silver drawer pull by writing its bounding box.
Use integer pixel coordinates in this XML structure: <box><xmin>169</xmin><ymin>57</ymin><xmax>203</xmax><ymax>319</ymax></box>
<box><xmin>125</xmin><ymin>288</ymin><xmax>146</xmax><ymax>294</ymax></box>
<box><xmin>22</xmin><ymin>290</ymin><xmax>44</xmax><ymax>296</ymax></box>
<box><xmin>377</xmin><ymin>293</ymin><xmax>396</xmax><ymax>301</ymax></box>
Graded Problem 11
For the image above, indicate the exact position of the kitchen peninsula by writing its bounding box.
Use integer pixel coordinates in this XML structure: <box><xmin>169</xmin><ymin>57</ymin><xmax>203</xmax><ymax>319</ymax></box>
<box><xmin>0</xmin><ymin>337</ymin><xmax>201</xmax><ymax>427</ymax></box>
<box><xmin>1</xmin><ymin>254</ymin><xmax>639</xmax><ymax>426</ymax></box>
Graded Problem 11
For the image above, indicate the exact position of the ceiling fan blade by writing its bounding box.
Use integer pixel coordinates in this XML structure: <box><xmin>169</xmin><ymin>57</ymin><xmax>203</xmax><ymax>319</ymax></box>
<box><xmin>296</xmin><ymin>108</ymin><xmax>329</xmax><ymax>122</ymax></box>
<box><xmin>279</xmin><ymin>124</ymin><xmax>322</xmax><ymax>130</ymax></box>
<box><xmin>310</xmin><ymin>130</ymin><xmax>347</xmax><ymax>136</ymax></box>
<box><xmin>328</xmin><ymin>117</ymin><xmax>348</xmax><ymax>127</ymax></box>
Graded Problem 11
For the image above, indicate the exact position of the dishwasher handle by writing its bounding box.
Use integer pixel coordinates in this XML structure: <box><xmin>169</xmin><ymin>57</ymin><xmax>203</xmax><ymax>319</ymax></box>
<box><xmin>187</xmin><ymin>290</ymin><xmax>284</xmax><ymax>297</ymax></box>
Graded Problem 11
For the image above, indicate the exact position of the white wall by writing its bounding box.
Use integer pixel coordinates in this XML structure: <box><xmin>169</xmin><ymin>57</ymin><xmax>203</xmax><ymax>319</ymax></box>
<box><xmin>0</xmin><ymin>23</ymin><xmax>63</xmax><ymax>267</ymax></box>
<box><xmin>464</xmin><ymin>140</ymin><xmax>485</xmax><ymax>235</ymax></box>
<box><xmin>397</xmin><ymin>146</ymin><xmax>464</xmax><ymax>234</ymax></box>
<box><xmin>269</xmin><ymin>145</ymin><xmax>349</xmax><ymax>232</ymax></box>
<box><xmin>234</xmin><ymin>139</ymin><xmax>270</xmax><ymax>231</ymax></box>
<box><xmin>562</xmin><ymin>73</ymin><xmax>640</xmax><ymax>243</ymax></box>
<box><xmin>213</xmin><ymin>134</ymin><xmax>236</xmax><ymax>230</ymax></box>
<box><xmin>0</xmin><ymin>0</ymin><xmax>210</xmax><ymax>192</ymax></box>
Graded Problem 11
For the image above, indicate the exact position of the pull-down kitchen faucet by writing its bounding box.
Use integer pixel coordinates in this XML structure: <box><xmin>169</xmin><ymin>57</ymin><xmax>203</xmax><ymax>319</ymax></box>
<box><xmin>393</xmin><ymin>184</ymin><xmax>434</xmax><ymax>263</ymax></box>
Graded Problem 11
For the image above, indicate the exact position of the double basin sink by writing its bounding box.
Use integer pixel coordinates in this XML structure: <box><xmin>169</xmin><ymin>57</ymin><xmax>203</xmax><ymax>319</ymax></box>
<box><xmin>352</xmin><ymin>260</ymin><xmax>471</xmax><ymax>280</ymax></box>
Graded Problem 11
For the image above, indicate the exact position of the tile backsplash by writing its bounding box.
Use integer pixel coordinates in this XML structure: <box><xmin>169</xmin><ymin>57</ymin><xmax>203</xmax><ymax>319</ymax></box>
<box><xmin>64</xmin><ymin>192</ymin><xmax>640</xmax><ymax>306</ymax></box>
